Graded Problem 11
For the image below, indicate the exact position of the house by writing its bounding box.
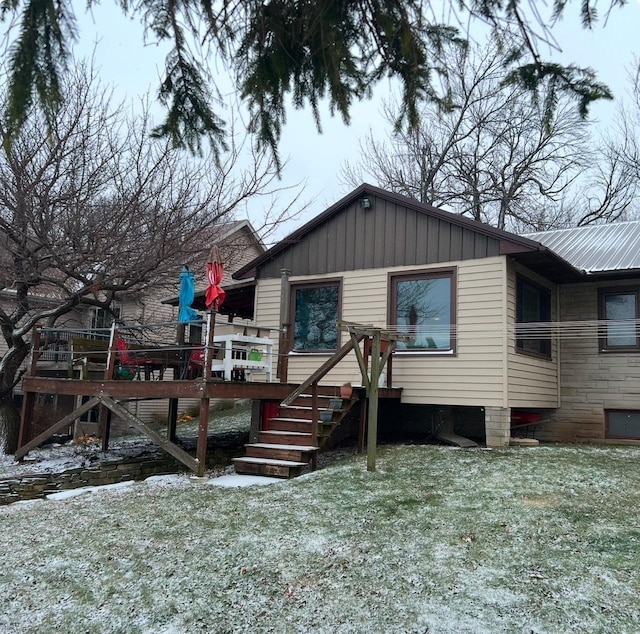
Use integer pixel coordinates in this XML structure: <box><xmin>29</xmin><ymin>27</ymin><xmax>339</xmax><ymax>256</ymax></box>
<box><xmin>525</xmin><ymin>222</ymin><xmax>640</xmax><ymax>443</ymax></box>
<box><xmin>12</xmin><ymin>219</ymin><xmax>267</xmax><ymax>433</ymax></box>
<box><xmin>231</xmin><ymin>184</ymin><xmax>640</xmax><ymax>448</ymax></box>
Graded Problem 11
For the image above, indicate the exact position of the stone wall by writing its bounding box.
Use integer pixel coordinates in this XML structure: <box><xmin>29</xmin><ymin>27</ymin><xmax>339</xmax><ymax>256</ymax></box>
<box><xmin>539</xmin><ymin>280</ymin><xmax>640</xmax><ymax>443</ymax></box>
<box><xmin>0</xmin><ymin>454</ymin><xmax>184</xmax><ymax>505</ymax></box>
<box><xmin>1</xmin><ymin>430</ymin><xmax>248</xmax><ymax>505</ymax></box>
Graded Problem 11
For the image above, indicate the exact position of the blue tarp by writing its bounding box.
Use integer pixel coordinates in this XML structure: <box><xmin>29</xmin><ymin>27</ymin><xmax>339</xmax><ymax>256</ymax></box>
<box><xmin>178</xmin><ymin>267</ymin><xmax>198</xmax><ymax>323</ymax></box>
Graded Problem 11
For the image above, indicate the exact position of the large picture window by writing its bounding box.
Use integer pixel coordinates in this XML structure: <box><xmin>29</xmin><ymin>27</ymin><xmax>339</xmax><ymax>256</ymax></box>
<box><xmin>516</xmin><ymin>276</ymin><xmax>551</xmax><ymax>358</ymax></box>
<box><xmin>291</xmin><ymin>281</ymin><xmax>340</xmax><ymax>352</ymax></box>
<box><xmin>599</xmin><ymin>288</ymin><xmax>639</xmax><ymax>351</ymax></box>
<box><xmin>390</xmin><ymin>269</ymin><xmax>455</xmax><ymax>352</ymax></box>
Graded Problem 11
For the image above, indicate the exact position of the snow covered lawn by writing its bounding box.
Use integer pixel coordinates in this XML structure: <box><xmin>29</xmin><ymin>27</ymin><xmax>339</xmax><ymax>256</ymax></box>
<box><xmin>2</xmin><ymin>444</ymin><xmax>640</xmax><ymax>633</ymax></box>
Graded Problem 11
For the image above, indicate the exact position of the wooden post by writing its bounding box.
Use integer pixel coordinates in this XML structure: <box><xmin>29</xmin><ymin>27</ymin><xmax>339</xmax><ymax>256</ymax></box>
<box><xmin>167</xmin><ymin>399</ymin><xmax>179</xmax><ymax>443</ymax></box>
<box><xmin>17</xmin><ymin>392</ymin><xmax>35</xmax><ymax>450</ymax></box>
<box><xmin>202</xmin><ymin>310</ymin><xmax>215</xmax><ymax>381</ymax></box>
<box><xmin>278</xmin><ymin>268</ymin><xmax>291</xmax><ymax>383</ymax></box>
<box><xmin>100</xmin><ymin>322</ymin><xmax>117</xmax><ymax>451</ymax></box>
<box><xmin>366</xmin><ymin>330</ymin><xmax>381</xmax><ymax>472</ymax></box>
<box><xmin>357</xmin><ymin>397</ymin><xmax>368</xmax><ymax>454</ymax></box>
<box><xmin>383</xmin><ymin>339</ymin><xmax>392</xmax><ymax>387</ymax></box>
<box><xmin>168</xmin><ymin>322</ymin><xmax>186</xmax><ymax>441</ymax></box>
<box><xmin>196</xmin><ymin>311</ymin><xmax>215</xmax><ymax>477</ymax></box>
<box><xmin>310</xmin><ymin>381</ymin><xmax>318</xmax><ymax>471</ymax></box>
<box><xmin>104</xmin><ymin>322</ymin><xmax>117</xmax><ymax>380</ymax></box>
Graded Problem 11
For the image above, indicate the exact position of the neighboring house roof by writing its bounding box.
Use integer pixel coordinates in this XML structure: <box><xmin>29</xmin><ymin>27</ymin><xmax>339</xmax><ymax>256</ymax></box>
<box><xmin>234</xmin><ymin>183</ymin><xmax>584</xmax><ymax>283</ymax></box>
<box><xmin>216</xmin><ymin>219</ymin><xmax>267</xmax><ymax>251</ymax></box>
<box><xmin>525</xmin><ymin>220</ymin><xmax>640</xmax><ymax>276</ymax></box>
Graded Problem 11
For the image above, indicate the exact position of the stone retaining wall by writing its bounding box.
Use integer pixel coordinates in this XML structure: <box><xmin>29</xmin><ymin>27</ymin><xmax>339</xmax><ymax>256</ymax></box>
<box><xmin>1</xmin><ymin>430</ymin><xmax>248</xmax><ymax>506</ymax></box>
<box><xmin>0</xmin><ymin>454</ymin><xmax>185</xmax><ymax>505</ymax></box>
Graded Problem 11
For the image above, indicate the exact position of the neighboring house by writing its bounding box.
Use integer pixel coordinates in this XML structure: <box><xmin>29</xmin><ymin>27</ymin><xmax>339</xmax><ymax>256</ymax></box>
<box><xmin>112</xmin><ymin>219</ymin><xmax>267</xmax><ymax>424</ymax></box>
<box><xmin>232</xmin><ymin>184</ymin><xmax>640</xmax><ymax>447</ymax></box>
<box><xmin>9</xmin><ymin>220</ymin><xmax>266</xmax><ymax>428</ymax></box>
<box><xmin>119</xmin><ymin>219</ymin><xmax>266</xmax><ymax>329</ymax></box>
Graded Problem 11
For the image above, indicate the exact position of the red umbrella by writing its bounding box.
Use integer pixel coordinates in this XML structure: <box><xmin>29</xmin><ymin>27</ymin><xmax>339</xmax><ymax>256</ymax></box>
<box><xmin>205</xmin><ymin>245</ymin><xmax>226</xmax><ymax>310</ymax></box>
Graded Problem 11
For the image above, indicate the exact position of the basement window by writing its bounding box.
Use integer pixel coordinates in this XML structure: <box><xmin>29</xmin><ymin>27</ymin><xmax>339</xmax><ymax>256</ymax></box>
<box><xmin>606</xmin><ymin>410</ymin><xmax>640</xmax><ymax>440</ymax></box>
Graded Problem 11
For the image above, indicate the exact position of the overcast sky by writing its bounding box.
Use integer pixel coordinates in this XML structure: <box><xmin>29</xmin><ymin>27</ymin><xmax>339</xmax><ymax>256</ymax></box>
<box><xmin>6</xmin><ymin>1</ymin><xmax>640</xmax><ymax>243</ymax></box>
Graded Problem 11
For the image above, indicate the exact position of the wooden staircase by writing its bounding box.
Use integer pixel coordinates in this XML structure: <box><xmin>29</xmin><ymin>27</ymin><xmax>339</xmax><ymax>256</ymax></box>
<box><xmin>233</xmin><ymin>391</ymin><xmax>358</xmax><ymax>478</ymax></box>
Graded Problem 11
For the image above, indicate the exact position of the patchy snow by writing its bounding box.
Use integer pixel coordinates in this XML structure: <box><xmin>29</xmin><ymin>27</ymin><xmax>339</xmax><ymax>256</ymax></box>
<box><xmin>0</xmin><ymin>402</ymin><xmax>252</xmax><ymax>480</ymax></box>
<box><xmin>2</xmin><ymin>443</ymin><xmax>640</xmax><ymax>633</ymax></box>
<box><xmin>142</xmin><ymin>474</ymin><xmax>188</xmax><ymax>487</ymax></box>
<box><xmin>207</xmin><ymin>474</ymin><xmax>284</xmax><ymax>488</ymax></box>
<box><xmin>46</xmin><ymin>480</ymin><xmax>136</xmax><ymax>501</ymax></box>
<box><xmin>0</xmin><ymin>437</ymin><xmax>165</xmax><ymax>479</ymax></box>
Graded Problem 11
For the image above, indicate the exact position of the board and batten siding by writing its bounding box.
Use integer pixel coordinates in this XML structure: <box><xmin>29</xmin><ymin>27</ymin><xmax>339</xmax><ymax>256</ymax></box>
<box><xmin>256</xmin><ymin>257</ymin><xmax>510</xmax><ymax>408</ymax></box>
<box><xmin>506</xmin><ymin>260</ymin><xmax>559</xmax><ymax>409</ymax></box>
<box><xmin>257</xmin><ymin>195</ymin><xmax>501</xmax><ymax>279</ymax></box>
<box><xmin>548</xmin><ymin>280</ymin><xmax>640</xmax><ymax>442</ymax></box>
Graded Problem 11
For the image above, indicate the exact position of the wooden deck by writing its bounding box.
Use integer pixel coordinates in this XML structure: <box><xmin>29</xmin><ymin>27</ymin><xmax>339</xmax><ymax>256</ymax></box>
<box><xmin>21</xmin><ymin>376</ymin><xmax>298</xmax><ymax>400</ymax></box>
<box><xmin>18</xmin><ymin>321</ymin><xmax>404</xmax><ymax>478</ymax></box>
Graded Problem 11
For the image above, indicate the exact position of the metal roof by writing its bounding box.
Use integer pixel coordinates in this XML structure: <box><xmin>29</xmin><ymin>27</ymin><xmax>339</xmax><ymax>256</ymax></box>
<box><xmin>524</xmin><ymin>220</ymin><xmax>640</xmax><ymax>274</ymax></box>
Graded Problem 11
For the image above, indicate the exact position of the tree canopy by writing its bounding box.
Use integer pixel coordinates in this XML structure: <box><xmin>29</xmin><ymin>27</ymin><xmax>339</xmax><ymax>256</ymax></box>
<box><xmin>0</xmin><ymin>0</ymin><xmax>627</xmax><ymax>161</ymax></box>
<box><xmin>0</xmin><ymin>63</ymin><xmax>300</xmax><ymax>453</ymax></box>
<box><xmin>342</xmin><ymin>36</ymin><xmax>636</xmax><ymax>232</ymax></box>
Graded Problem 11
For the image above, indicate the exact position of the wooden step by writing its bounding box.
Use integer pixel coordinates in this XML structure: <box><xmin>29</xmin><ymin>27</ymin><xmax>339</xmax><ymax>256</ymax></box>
<box><xmin>290</xmin><ymin>395</ymin><xmax>338</xmax><ymax>408</ymax></box>
<box><xmin>268</xmin><ymin>418</ymin><xmax>312</xmax><ymax>433</ymax></box>
<box><xmin>268</xmin><ymin>418</ymin><xmax>335</xmax><ymax>433</ymax></box>
<box><xmin>233</xmin><ymin>456</ymin><xmax>307</xmax><ymax>478</ymax></box>
<box><xmin>245</xmin><ymin>443</ymin><xmax>318</xmax><ymax>462</ymax></box>
<box><xmin>258</xmin><ymin>430</ymin><xmax>315</xmax><ymax>446</ymax></box>
<box><xmin>278</xmin><ymin>405</ymin><xmax>336</xmax><ymax>419</ymax></box>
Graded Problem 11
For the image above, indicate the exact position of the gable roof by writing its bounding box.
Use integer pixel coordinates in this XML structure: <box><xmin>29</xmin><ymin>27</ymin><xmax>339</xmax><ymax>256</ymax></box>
<box><xmin>216</xmin><ymin>219</ymin><xmax>267</xmax><ymax>252</ymax></box>
<box><xmin>234</xmin><ymin>183</ymin><xmax>583</xmax><ymax>282</ymax></box>
<box><xmin>525</xmin><ymin>220</ymin><xmax>640</xmax><ymax>276</ymax></box>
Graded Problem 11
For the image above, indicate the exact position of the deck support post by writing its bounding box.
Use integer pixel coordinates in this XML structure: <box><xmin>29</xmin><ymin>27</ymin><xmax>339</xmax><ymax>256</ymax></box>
<box><xmin>357</xmin><ymin>398</ymin><xmax>368</xmax><ymax>454</ymax></box>
<box><xmin>167</xmin><ymin>399</ymin><xmax>179</xmax><ymax>442</ymax></box>
<box><xmin>366</xmin><ymin>330</ymin><xmax>381</xmax><ymax>472</ymax></box>
<box><xmin>168</xmin><ymin>323</ymin><xmax>186</xmax><ymax>441</ymax></box>
<box><xmin>485</xmin><ymin>407</ymin><xmax>511</xmax><ymax>449</ymax></box>
<box><xmin>311</xmin><ymin>382</ymin><xmax>319</xmax><ymax>471</ymax></box>
<box><xmin>100</xmin><ymin>322</ymin><xmax>118</xmax><ymax>451</ymax></box>
<box><xmin>196</xmin><ymin>311</ymin><xmax>215</xmax><ymax>477</ymax></box>
<box><xmin>277</xmin><ymin>268</ymin><xmax>291</xmax><ymax>383</ymax></box>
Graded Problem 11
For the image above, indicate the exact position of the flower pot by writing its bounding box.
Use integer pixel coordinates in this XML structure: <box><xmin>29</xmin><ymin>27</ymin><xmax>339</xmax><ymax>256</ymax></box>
<box><xmin>340</xmin><ymin>384</ymin><xmax>353</xmax><ymax>399</ymax></box>
<box><xmin>320</xmin><ymin>409</ymin><xmax>333</xmax><ymax>422</ymax></box>
<box><xmin>329</xmin><ymin>398</ymin><xmax>343</xmax><ymax>410</ymax></box>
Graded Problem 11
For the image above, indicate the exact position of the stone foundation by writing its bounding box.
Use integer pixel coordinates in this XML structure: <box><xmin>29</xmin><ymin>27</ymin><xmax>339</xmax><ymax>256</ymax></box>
<box><xmin>485</xmin><ymin>406</ymin><xmax>510</xmax><ymax>449</ymax></box>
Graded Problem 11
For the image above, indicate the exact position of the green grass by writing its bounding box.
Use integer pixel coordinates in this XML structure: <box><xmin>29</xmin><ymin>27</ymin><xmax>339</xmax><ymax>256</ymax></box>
<box><xmin>2</xmin><ymin>444</ymin><xmax>640</xmax><ymax>633</ymax></box>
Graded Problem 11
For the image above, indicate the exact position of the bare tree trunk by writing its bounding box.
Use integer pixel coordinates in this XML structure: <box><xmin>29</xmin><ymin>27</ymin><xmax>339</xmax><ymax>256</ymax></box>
<box><xmin>0</xmin><ymin>396</ymin><xmax>20</xmax><ymax>455</ymax></box>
